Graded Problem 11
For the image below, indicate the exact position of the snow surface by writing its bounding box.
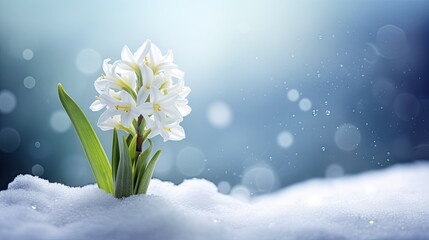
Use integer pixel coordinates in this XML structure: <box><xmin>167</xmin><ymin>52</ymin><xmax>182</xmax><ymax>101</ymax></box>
<box><xmin>1</xmin><ymin>163</ymin><xmax>428</xmax><ymax>240</ymax></box>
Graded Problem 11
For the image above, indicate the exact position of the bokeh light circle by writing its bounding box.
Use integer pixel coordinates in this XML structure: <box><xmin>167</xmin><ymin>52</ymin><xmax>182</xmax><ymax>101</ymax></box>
<box><xmin>31</xmin><ymin>164</ymin><xmax>44</xmax><ymax>176</ymax></box>
<box><xmin>325</xmin><ymin>164</ymin><xmax>345</xmax><ymax>178</ymax></box>
<box><xmin>29</xmin><ymin>140</ymin><xmax>51</xmax><ymax>159</ymax></box>
<box><xmin>217</xmin><ymin>181</ymin><xmax>231</xmax><ymax>194</ymax></box>
<box><xmin>50</xmin><ymin>110</ymin><xmax>71</xmax><ymax>133</ymax></box>
<box><xmin>0</xmin><ymin>90</ymin><xmax>17</xmax><ymax>114</ymax></box>
<box><xmin>0</xmin><ymin>128</ymin><xmax>21</xmax><ymax>153</ymax></box>
<box><xmin>22</xmin><ymin>49</ymin><xmax>34</xmax><ymax>60</ymax></box>
<box><xmin>334</xmin><ymin>123</ymin><xmax>361</xmax><ymax>151</ymax></box>
<box><xmin>394</xmin><ymin>93</ymin><xmax>420</xmax><ymax>121</ymax></box>
<box><xmin>376</xmin><ymin>25</ymin><xmax>407</xmax><ymax>59</ymax></box>
<box><xmin>207</xmin><ymin>101</ymin><xmax>233</xmax><ymax>129</ymax></box>
<box><xmin>363</xmin><ymin>42</ymin><xmax>380</xmax><ymax>64</ymax></box>
<box><xmin>241</xmin><ymin>164</ymin><xmax>278</xmax><ymax>194</ymax></box>
<box><xmin>176</xmin><ymin>146</ymin><xmax>206</xmax><ymax>177</ymax></box>
<box><xmin>277</xmin><ymin>131</ymin><xmax>294</xmax><ymax>148</ymax></box>
<box><xmin>299</xmin><ymin>98</ymin><xmax>312</xmax><ymax>111</ymax></box>
<box><xmin>287</xmin><ymin>89</ymin><xmax>300</xmax><ymax>102</ymax></box>
<box><xmin>230</xmin><ymin>185</ymin><xmax>250</xmax><ymax>201</ymax></box>
<box><xmin>76</xmin><ymin>48</ymin><xmax>102</xmax><ymax>74</ymax></box>
<box><xmin>23</xmin><ymin>76</ymin><xmax>36</xmax><ymax>89</ymax></box>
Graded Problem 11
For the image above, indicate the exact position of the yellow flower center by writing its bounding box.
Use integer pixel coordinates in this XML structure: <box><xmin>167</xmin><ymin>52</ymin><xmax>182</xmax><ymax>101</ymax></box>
<box><xmin>115</xmin><ymin>104</ymin><xmax>131</xmax><ymax>113</ymax></box>
<box><xmin>144</xmin><ymin>56</ymin><xmax>158</xmax><ymax>74</ymax></box>
<box><xmin>153</xmin><ymin>103</ymin><xmax>161</xmax><ymax>112</ymax></box>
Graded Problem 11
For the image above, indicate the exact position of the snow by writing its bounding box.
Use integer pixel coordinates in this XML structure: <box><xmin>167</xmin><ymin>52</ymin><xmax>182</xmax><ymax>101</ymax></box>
<box><xmin>1</xmin><ymin>163</ymin><xmax>428</xmax><ymax>240</ymax></box>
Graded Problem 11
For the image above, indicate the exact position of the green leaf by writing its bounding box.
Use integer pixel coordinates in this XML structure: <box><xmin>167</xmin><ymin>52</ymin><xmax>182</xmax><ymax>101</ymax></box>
<box><xmin>134</xmin><ymin>139</ymin><xmax>153</xmax><ymax>193</ymax></box>
<box><xmin>128</xmin><ymin>134</ymin><xmax>137</xmax><ymax>164</ymax></box>
<box><xmin>126</xmin><ymin>134</ymin><xmax>133</xmax><ymax>145</ymax></box>
<box><xmin>142</xmin><ymin>129</ymin><xmax>151</xmax><ymax>143</ymax></box>
<box><xmin>137</xmin><ymin>149</ymin><xmax>161</xmax><ymax>194</ymax></box>
<box><xmin>133</xmin><ymin>152</ymin><xmax>145</xmax><ymax>193</ymax></box>
<box><xmin>112</xmin><ymin>128</ymin><xmax>120</xmax><ymax>183</ymax></box>
<box><xmin>58</xmin><ymin>84</ymin><xmax>113</xmax><ymax>194</ymax></box>
<box><xmin>115</xmin><ymin>135</ymin><xmax>134</xmax><ymax>198</ymax></box>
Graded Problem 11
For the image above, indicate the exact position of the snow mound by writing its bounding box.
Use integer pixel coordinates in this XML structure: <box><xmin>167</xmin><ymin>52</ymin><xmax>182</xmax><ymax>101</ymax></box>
<box><xmin>1</xmin><ymin>163</ymin><xmax>429</xmax><ymax>240</ymax></box>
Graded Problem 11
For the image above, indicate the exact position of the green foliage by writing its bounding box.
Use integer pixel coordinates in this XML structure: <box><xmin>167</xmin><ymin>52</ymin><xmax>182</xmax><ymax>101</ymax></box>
<box><xmin>128</xmin><ymin>134</ymin><xmax>137</xmax><ymax>164</ymax></box>
<box><xmin>112</xmin><ymin>129</ymin><xmax>120</xmax><ymax>183</ymax></box>
<box><xmin>115</xmin><ymin>136</ymin><xmax>161</xmax><ymax>197</ymax></box>
<box><xmin>58</xmin><ymin>84</ymin><xmax>114</xmax><ymax>194</ymax></box>
<box><xmin>58</xmin><ymin>84</ymin><xmax>162</xmax><ymax>198</ymax></box>
<box><xmin>114</xmin><ymin>136</ymin><xmax>134</xmax><ymax>198</ymax></box>
<box><xmin>137</xmin><ymin>149</ymin><xmax>162</xmax><ymax>194</ymax></box>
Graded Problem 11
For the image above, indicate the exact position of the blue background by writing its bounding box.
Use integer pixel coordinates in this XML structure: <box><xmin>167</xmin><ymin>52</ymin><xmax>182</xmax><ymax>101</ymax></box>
<box><xmin>1</xmin><ymin>0</ymin><xmax>429</xmax><ymax>195</ymax></box>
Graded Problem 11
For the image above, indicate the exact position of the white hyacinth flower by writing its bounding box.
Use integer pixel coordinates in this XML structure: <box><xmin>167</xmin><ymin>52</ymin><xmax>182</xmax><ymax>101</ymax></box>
<box><xmin>116</xmin><ymin>40</ymin><xmax>151</xmax><ymax>73</ymax></box>
<box><xmin>97</xmin><ymin>115</ymin><xmax>136</xmax><ymax>135</ymax></box>
<box><xmin>138</xmin><ymin>87</ymin><xmax>182</xmax><ymax>126</ymax></box>
<box><xmin>145</xmin><ymin>42</ymin><xmax>184</xmax><ymax>78</ymax></box>
<box><xmin>168</xmin><ymin>78</ymin><xmax>191</xmax><ymax>117</ymax></box>
<box><xmin>94</xmin><ymin>59</ymin><xmax>136</xmax><ymax>94</ymax></box>
<box><xmin>90</xmin><ymin>89</ymin><xmax>121</xmax><ymax>112</ymax></box>
<box><xmin>97</xmin><ymin>91</ymin><xmax>140</xmax><ymax>128</ymax></box>
<box><xmin>90</xmin><ymin>40</ymin><xmax>190</xmax><ymax>142</ymax></box>
<box><xmin>146</xmin><ymin>114</ymin><xmax>185</xmax><ymax>141</ymax></box>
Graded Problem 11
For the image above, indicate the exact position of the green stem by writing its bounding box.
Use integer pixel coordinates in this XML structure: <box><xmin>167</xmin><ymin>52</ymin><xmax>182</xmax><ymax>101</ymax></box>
<box><xmin>117</xmin><ymin>123</ymin><xmax>136</xmax><ymax>136</ymax></box>
<box><xmin>135</xmin><ymin>67</ymin><xmax>143</xmax><ymax>90</ymax></box>
<box><xmin>122</xmin><ymin>84</ymin><xmax>137</xmax><ymax>101</ymax></box>
<box><xmin>136</xmin><ymin>115</ymin><xmax>145</xmax><ymax>152</ymax></box>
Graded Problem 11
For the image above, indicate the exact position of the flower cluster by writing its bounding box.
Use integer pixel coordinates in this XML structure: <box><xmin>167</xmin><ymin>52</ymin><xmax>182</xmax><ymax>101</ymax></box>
<box><xmin>90</xmin><ymin>40</ymin><xmax>191</xmax><ymax>141</ymax></box>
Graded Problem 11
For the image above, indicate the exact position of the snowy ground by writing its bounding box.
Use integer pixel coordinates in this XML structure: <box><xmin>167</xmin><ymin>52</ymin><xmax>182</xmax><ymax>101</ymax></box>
<box><xmin>0</xmin><ymin>163</ymin><xmax>428</xmax><ymax>240</ymax></box>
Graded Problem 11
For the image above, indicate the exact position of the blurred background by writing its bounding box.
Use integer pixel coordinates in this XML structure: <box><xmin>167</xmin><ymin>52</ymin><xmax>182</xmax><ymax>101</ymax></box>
<box><xmin>1</xmin><ymin>0</ymin><xmax>429</xmax><ymax>196</ymax></box>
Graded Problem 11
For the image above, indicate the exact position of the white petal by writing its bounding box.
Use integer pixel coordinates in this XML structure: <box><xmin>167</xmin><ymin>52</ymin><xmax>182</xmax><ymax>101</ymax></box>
<box><xmin>160</xmin><ymin>130</ymin><xmax>169</xmax><ymax>142</ymax></box>
<box><xmin>121</xmin><ymin>72</ymin><xmax>137</xmax><ymax>89</ymax></box>
<box><xmin>136</xmin><ymin>87</ymin><xmax>150</xmax><ymax>106</ymax></box>
<box><xmin>168</xmin><ymin>68</ymin><xmax>185</xmax><ymax>78</ymax></box>
<box><xmin>98</xmin><ymin>109</ymin><xmax>119</xmax><ymax>124</ymax></box>
<box><xmin>121</xmin><ymin>112</ymin><xmax>135</xmax><ymax>127</ymax></box>
<box><xmin>98</xmin><ymin>123</ymin><xmax>113</xmax><ymax>131</ymax></box>
<box><xmin>121</xmin><ymin>45</ymin><xmax>134</xmax><ymax>62</ymax></box>
<box><xmin>138</xmin><ymin>103</ymin><xmax>154</xmax><ymax>116</ymax></box>
<box><xmin>149</xmin><ymin>43</ymin><xmax>162</xmax><ymax>64</ymax></box>
<box><xmin>119</xmin><ymin>91</ymin><xmax>135</xmax><ymax>106</ymax></box>
<box><xmin>98</xmin><ymin>115</ymin><xmax>121</xmax><ymax>131</ymax></box>
<box><xmin>94</xmin><ymin>78</ymin><xmax>109</xmax><ymax>94</ymax></box>
<box><xmin>115</xmin><ymin>60</ymin><xmax>134</xmax><ymax>73</ymax></box>
<box><xmin>150</xmin><ymin>88</ymin><xmax>162</xmax><ymax>101</ymax></box>
<box><xmin>135</xmin><ymin>40</ymin><xmax>151</xmax><ymax>64</ymax></box>
<box><xmin>162</xmin><ymin>49</ymin><xmax>174</xmax><ymax>63</ymax></box>
<box><xmin>148</xmin><ymin>127</ymin><xmax>161</xmax><ymax>139</ymax></box>
<box><xmin>162</xmin><ymin>105</ymin><xmax>181</xmax><ymax>119</ymax></box>
<box><xmin>140</xmin><ymin>64</ymin><xmax>154</xmax><ymax>88</ymax></box>
<box><xmin>157</xmin><ymin>62</ymin><xmax>178</xmax><ymax>70</ymax></box>
<box><xmin>160</xmin><ymin>91</ymin><xmax>179</xmax><ymax>104</ymax></box>
<box><xmin>102</xmin><ymin>58</ymin><xmax>112</xmax><ymax>74</ymax></box>
<box><xmin>89</xmin><ymin>100</ymin><xmax>105</xmax><ymax>111</ymax></box>
<box><xmin>177</xmin><ymin>104</ymin><xmax>191</xmax><ymax>117</ymax></box>
<box><xmin>98</xmin><ymin>121</ymin><xmax>115</xmax><ymax>131</ymax></box>
<box><xmin>99</xmin><ymin>93</ymin><xmax>119</xmax><ymax>107</ymax></box>
<box><xmin>169</xmin><ymin>125</ymin><xmax>185</xmax><ymax>141</ymax></box>
<box><xmin>180</xmin><ymin>86</ymin><xmax>191</xmax><ymax>98</ymax></box>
